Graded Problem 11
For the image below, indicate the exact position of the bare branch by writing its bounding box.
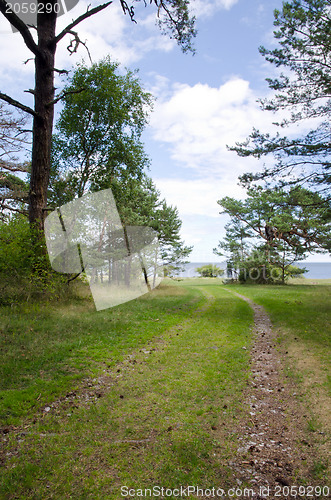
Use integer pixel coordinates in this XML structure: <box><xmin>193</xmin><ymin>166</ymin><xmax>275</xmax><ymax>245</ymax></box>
<box><xmin>0</xmin><ymin>0</ymin><xmax>40</xmax><ymax>57</ymax></box>
<box><xmin>54</xmin><ymin>68</ymin><xmax>69</xmax><ymax>75</ymax></box>
<box><xmin>119</xmin><ymin>0</ymin><xmax>136</xmax><ymax>23</ymax></box>
<box><xmin>66</xmin><ymin>30</ymin><xmax>92</xmax><ymax>62</ymax></box>
<box><xmin>0</xmin><ymin>92</ymin><xmax>38</xmax><ymax>117</ymax></box>
<box><xmin>0</xmin><ymin>160</ymin><xmax>29</xmax><ymax>173</ymax></box>
<box><xmin>54</xmin><ymin>1</ymin><xmax>113</xmax><ymax>45</ymax></box>
<box><xmin>0</xmin><ymin>202</ymin><xmax>28</xmax><ymax>215</ymax></box>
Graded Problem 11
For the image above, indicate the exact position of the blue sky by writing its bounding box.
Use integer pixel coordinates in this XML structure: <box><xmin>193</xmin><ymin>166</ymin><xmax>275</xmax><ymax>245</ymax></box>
<box><xmin>0</xmin><ymin>0</ymin><xmax>329</xmax><ymax>262</ymax></box>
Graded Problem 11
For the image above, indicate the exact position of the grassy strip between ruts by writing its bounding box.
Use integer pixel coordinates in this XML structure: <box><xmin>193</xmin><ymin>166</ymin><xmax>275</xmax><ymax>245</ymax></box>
<box><xmin>0</xmin><ymin>280</ymin><xmax>253</xmax><ymax>499</ymax></box>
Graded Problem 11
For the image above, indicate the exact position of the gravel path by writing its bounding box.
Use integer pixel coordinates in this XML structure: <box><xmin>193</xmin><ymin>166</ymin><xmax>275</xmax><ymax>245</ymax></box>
<box><xmin>227</xmin><ymin>291</ymin><xmax>328</xmax><ymax>496</ymax></box>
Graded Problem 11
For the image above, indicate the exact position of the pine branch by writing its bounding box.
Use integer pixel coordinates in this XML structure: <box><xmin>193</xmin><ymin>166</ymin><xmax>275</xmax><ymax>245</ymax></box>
<box><xmin>0</xmin><ymin>201</ymin><xmax>27</xmax><ymax>215</ymax></box>
<box><xmin>0</xmin><ymin>160</ymin><xmax>30</xmax><ymax>173</ymax></box>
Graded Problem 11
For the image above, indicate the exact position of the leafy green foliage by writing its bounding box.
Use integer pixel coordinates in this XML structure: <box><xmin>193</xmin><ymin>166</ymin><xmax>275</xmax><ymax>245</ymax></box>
<box><xmin>260</xmin><ymin>0</ymin><xmax>330</xmax><ymax>113</ymax></box>
<box><xmin>49</xmin><ymin>57</ymin><xmax>152</xmax><ymax>203</ymax></box>
<box><xmin>155</xmin><ymin>0</ymin><xmax>197</xmax><ymax>53</ymax></box>
<box><xmin>93</xmin><ymin>171</ymin><xmax>192</xmax><ymax>272</ymax></box>
<box><xmin>236</xmin><ymin>247</ymin><xmax>307</xmax><ymax>284</ymax></box>
<box><xmin>230</xmin><ymin>0</ymin><xmax>331</xmax><ymax>194</ymax></box>
<box><xmin>0</xmin><ymin>217</ymin><xmax>69</xmax><ymax>304</ymax></box>
<box><xmin>0</xmin><ymin>172</ymin><xmax>29</xmax><ymax>213</ymax></box>
<box><xmin>215</xmin><ymin>186</ymin><xmax>329</xmax><ymax>283</ymax></box>
<box><xmin>261</xmin><ymin>0</ymin><xmax>331</xmax><ymax>113</ymax></box>
<box><xmin>195</xmin><ymin>264</ymin><xmax>224</xmax><ymax>278</ymax></box>
<box><xmin>219</xmin><ymin>186</ymin><xmax>331</xmax><ymax>252</ymax></box>
<box><xmin>214</xmin><ymin>219</ymin><xmax>253</xmax><ymax>279</ymax></box>
<box><xmin>49</xmin><ymin>57</ymin><xmax>192</xmax><ymax>272</ymax></box>
<box><xmin>118</xmin><ymin>0</ymin><xmax>197</xmax><ymax>53</ymax></box>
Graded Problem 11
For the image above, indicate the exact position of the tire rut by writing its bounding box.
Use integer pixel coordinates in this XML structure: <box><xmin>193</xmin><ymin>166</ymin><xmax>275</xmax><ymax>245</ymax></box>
<box><xmin>225</xmin><ymin>290</ymin><xmax>328</xmax><ymax>495</ymax></box>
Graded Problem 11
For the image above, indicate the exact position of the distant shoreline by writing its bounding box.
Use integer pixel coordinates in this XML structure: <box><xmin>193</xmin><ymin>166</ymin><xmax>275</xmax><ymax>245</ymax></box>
<box><xmin>176</xmin><ymin>262</ymin><xmax>331</xmax><ymax>280</ymax></box>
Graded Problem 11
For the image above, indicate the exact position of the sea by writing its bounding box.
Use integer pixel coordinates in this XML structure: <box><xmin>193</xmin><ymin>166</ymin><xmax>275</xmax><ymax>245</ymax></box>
<box><xmin>175</xmin><ymin>262</ymin><xmax>331</xmax><ymax>280</ymax></box>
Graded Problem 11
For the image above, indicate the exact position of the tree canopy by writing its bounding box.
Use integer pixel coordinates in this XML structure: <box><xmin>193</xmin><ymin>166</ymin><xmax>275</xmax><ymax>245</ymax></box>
<box><xmin>230</xmin><ymin>0</ymin><xmax>331</xmax><ymax>195</ymax></box>
<box><xmin>49</xmin><ymin>58</ymin><xmax>152</xmax><ymax>203</ymax></box>
<box><xmin>219</xmin><ymin>186</ymin><xmax>330</xmax><ymax>252</ymax></box>
<box><xmin>92</xmin><ymin>172</ymin><xmax>192</xmax><ymax>276</ymax></box>
<box><xmin>49</xmin><ymin>58</ymin><xmax>192</xmax><ymax>273</ymax></box>
<box><xmin>215</xmin><ymin>185</ymin><xmax>330</xmax><ymax>283</ymax></box>
<box><xmin>195</xmin><ymin>264</ymin><xmax>224</xmax><ymax>278</ymax></box>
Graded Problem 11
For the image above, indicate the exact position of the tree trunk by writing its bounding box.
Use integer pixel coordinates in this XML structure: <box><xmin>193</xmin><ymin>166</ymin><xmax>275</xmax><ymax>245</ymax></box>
<box><xmin>138</xmin><ymin>252</ymin><xmax>151</xmax><ymax>292</ymax></box>
<box><xmin>281</xmin><ymin>248</ymin><xmax>286</xmax><ymax>285</ymax></box>
<box><xmin>29</xmin><ymin>6</ymin><xmax>57</xmax><ymax>231</ymax></box>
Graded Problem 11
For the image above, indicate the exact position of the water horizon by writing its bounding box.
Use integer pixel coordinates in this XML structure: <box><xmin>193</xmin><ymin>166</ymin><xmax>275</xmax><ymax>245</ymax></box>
<box><xmin>175</xmin><ymin>261</ymin><xmax>331</xmax><ymax>280</ymax></box>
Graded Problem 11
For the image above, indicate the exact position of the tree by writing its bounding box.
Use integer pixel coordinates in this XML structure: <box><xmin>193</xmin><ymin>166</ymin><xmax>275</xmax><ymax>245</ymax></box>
<box><xmin>154</xmin><ymin>200</ymin><xmax>192</xmax><ymax>276</ymax></box>
<box><xmin>195</xmin><ymin>264</ymin><xmax>224</xmax><ymax>278</ymax></box>
<box><xmin>49</xmin><ymin>59</ymin><xmax>192</xmax><ymax>281</ymax></box>
<box><xmin>235</xmin><ymin>245</ymin><xmax>307</xmax><ymax>284</ymax></box>
<box><xmin>0</xmin><ymin>0</ymin><xmax>196</xmax><ymax>233</ymax></box>
<box><xmin>0</xmin><ymin>103</ymin><xmax>30</xmax><ymax>218</ymax></box>
<box><xmin>216</xmin><ymin>186</ymin><xmax>330</xmax><ymax>283</ymax></box>
<box><xmin>213</xmin><ymin>219</ymin><xmax>253</xmax><ymax>279</ymax></box>
<box><xmin>49</xmin><ymin>58</ymin><xmax>152</xmax><ymax>203</ymax></box>
<box><xmin>92</xmin><ymin>172</ymin><xmax>193</xmax><ymax>276</ymax></box>
<box><xmin>219</xmin><ymin>186</ymin><xmax>330</xmax><ymax>252</ymax></box>
<box><xmin>230</xmin><ymin>0</ymin><xmax>331</xmax><ymax>195</ymax></box>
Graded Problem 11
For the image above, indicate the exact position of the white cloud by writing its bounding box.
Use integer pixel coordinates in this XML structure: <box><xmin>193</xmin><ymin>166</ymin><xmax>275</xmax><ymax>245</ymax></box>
<box><xmin>0</xmin><ymin>18</ymin><xmax>35</xmax><ymax>100</ymax></box>
<box><xmin>146</xmin><ymin>76</ymin><xmax>284</xmax><ymax>260</ymax></box>
<box><xmin>0</xmin><ymin>0</ymin><xmax>240</xmax><ymax>93</ymax></box>
<box><xmin>53</xmin><ymin>0</ymin><xmax>178</xmax><ymax>67</ymax></box>
<box><xmin>149</xmin><ymin>76</ymin><xmax>278</xmax><ymax>176</ymax></box>
<box><xmin>0</xmin><ymin>0</ymin><xmax>177</xmax><ymax>90</ymax></box>
<box><xmin>148</xmin><ymin>75</ymin><xmax>329</xmax><ymax>262</ymax></box>
<box><xmin>154</xmin><ymin>177</ymin><xmax>245</xmax><ymax>218</ymax></box>
<box><xmin>55</xmin><ymin>1</ymin><xmax>143</xmax><ymax>67</ymax></box>
<box><xmin>152</xmin><ymin>175</ymin><xmax>246</xmax><ymax>260</ymax></box>
<box><xmin>190</xmin><ymin>0</ymin><xmax>239</xmax><ymax>18</ymax></box>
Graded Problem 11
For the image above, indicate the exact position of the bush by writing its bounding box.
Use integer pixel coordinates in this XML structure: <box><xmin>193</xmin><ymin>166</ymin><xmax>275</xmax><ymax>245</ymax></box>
<box><xmin>0</xmin><ymin>216</ymin><xmax>72</xmax><ymax>305</ymax></box>
<box><xmin>195</xmin><ymin>264</ymin><xmax>224</xmax><ymax>278</ymax></box>
<box><xmin>237</xmin><ymin>251</ymin><xmax>307</xmax><ymax>284</ymax></box>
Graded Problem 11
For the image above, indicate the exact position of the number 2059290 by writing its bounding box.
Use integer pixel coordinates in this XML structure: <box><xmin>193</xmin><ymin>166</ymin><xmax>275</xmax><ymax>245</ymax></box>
<box><xmin>6</xmin><ymin>3</ymin><xmax>61</xmax><ymax>14</ymax></box>
<box><xmin>274</xmin><ymin>485</ymin><xmax>329</xmax><ymax>497</ymax></box>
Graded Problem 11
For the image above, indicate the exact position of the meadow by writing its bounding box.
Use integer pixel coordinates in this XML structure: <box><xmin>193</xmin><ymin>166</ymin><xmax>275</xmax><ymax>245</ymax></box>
<box><xmin>0</xmin><ymin>278</ymin><xmax>329</xmax><ymax>498</ymax></box>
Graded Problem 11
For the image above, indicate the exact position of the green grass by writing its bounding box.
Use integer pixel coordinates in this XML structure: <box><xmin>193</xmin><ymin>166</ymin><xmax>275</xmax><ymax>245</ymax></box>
<box><xmin>0</xmin><ymin>280</ymin><xmax>253</xmax><ymax>499</ymax></box>
<box><xmin>0</xmin><ymin>282</ymin><xmax>202</xmax><ymax>426</ymax></box>
<box><xmin>226</xmin><ymin>282</ymin><xmax>330</xmax><ymax>368</ymax></box>
<box><xmin>1</xmin><ymin>278</ymin><xmax>330</xmax><ymax>498</ymax></box>
<box><xmin>225</xmin><ymin>281</ymin><xmax>331</xmax><ymax>445</ymax></box>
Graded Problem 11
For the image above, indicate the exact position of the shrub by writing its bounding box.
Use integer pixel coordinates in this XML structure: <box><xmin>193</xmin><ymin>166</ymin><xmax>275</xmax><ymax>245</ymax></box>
<box><xmin>195</xmin><ymin>264</ymin><xmax>224</xmax><ymax>278</ymax></box>
<box><xmin>0</xmin><ymin>216</ymin><xmax>72</xmax><ymax>305</ymax></box>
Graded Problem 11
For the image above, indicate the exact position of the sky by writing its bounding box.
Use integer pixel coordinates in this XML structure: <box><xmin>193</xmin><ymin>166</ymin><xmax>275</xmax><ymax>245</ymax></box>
<box><xmin>0</xmin><ymin>0</ymin><xmax>329</xmax><ymax>263</ymax></box>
